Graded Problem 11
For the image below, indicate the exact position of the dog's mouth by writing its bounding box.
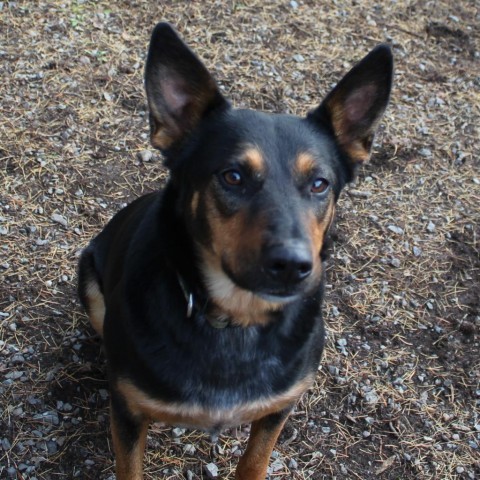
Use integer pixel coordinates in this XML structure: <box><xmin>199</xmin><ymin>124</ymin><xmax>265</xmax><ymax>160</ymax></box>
<box><xmin>223</xmin><ymin>256</ymin><xmax>314</xmax><ymax>300</ymax></box>
<box><xmin>255</xmin><ymin>290</ymin><xmax>300</xmax><ymax>303</ymax></box>
<box><xmin>201</xmin><ymin>260</ymin><xmax>303</xmax><ymax>316</ymax></box>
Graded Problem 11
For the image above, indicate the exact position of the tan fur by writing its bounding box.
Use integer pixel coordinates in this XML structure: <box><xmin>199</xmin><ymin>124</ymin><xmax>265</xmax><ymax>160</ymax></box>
<box><xmin>294</xmin><ymin>151</ymin><xmax>317</xmax><ymax>176</ymax></box>
<box><xmin>235</xmin><ymin>414</ymin><xmax>289</xmax><ymax>480</ymax></box>
<box><xmin>243</xmin><ymin>146</ymin><xmax>265</xmax><ymax>174</ymax></box>
<box><xmin>117</xmin><ymin>374</ymin><xmax>313</xmax><ymax>430</ymax></box>
<box><xmin>308</xmin><ymin>200</ymin><xmax>335</xmax><ymax>261</ymax></box>
<box><xmin>190</xmin><ymin>191</ymin><xmax>200</xmax><ymax>217</ymax></box>
<box><xmin>84</xmin><ymin>278</ymin><xmax>105</xmax><ymax>337</ymax></box>
<box><xmin>327</xmin><ymin>100</ymin><xmax>373</xmax><ymax>163</ymax></box>
<box><xmin>200</xmin><ymin>251</ymin><xmax>289</xmax><ymax>327</ymax></box>
<box><xmin>110</xmin><ymin>406</ymin><xmax>148</xmax><ymax>480</ymax></box>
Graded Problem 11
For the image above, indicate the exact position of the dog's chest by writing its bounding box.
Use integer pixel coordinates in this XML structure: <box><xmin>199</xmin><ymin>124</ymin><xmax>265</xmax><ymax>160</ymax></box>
<box><xmin>117</xmin><ymin>373</ymin><xmax>313</xmax><ymax>432</ymax></box>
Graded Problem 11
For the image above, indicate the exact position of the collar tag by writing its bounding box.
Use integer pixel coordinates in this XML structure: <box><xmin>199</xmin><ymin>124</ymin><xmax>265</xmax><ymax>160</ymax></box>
<box><xmin>177</xmin><ymin>273</ymin><xmax>194</xmax><ymax>318</ymax></box>
<box><xmin>186</xmin><ymin>293</ymin><xmax>194</xmax><ymax>318</ymax></box>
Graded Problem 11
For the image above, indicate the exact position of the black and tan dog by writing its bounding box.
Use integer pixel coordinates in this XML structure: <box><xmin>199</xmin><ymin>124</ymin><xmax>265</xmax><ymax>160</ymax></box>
<box><xmin>78</xmin><ymin>23</ymin><xmax>392</xmax><ymax>480</ymax></box>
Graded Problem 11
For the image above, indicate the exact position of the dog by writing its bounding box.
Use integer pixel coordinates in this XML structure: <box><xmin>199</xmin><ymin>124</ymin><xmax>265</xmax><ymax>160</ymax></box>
<box><xmin>78</xmin><ymin>23</ymin><xmax>392</xmax><ymax>480</ymax></box>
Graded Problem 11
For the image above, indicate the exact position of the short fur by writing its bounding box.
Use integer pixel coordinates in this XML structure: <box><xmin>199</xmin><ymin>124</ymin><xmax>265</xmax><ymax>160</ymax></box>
<box><xmin>78</xmin><ymin>22</ymin><xmax>393</xmax><ymax>480</ymax></box>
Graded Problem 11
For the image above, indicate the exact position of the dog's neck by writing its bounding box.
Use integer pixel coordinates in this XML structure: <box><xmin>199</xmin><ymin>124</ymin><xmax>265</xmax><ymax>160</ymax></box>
<box><xmin>175</xmin><ymin>270</ymin><xmax>231</xmax><ymax>328</ymax></box>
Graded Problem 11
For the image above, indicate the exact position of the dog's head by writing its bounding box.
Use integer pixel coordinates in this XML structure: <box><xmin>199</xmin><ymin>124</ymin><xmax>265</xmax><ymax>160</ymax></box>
<box><xmin>145</xmin><ymin>23</ymin><xmax>392</xmax><ymax>323</ymax></box>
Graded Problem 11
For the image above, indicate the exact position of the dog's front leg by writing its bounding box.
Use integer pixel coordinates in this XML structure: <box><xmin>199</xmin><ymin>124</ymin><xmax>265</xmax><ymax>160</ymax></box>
<box><xmin>235</xmin><ymin>407</ymin><xmax>292</xmax><ymax>480</ymax></box>
<box><xmin>110</xmin><ymin>392</ymin><xmax>149</xmax><ymax>480</ymax></box>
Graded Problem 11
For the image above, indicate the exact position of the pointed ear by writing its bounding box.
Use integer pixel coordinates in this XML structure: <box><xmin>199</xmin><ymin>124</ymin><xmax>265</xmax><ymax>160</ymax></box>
<box><xmin>308</xmin><ymin>45</ymin><xmax>393</xmax><ymax>167</ymax></box>
<box><xmin>144</xmin><ymin>23</ymin><xmax>229</xmax><ymax>151</ymax></box>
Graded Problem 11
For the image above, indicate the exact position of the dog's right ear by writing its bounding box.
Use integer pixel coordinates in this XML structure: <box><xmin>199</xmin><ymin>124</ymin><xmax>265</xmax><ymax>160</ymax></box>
<box><xmin>145</xmin><ymin>23</ymin><xmax>229</xmax><ymax>151</ymax></box>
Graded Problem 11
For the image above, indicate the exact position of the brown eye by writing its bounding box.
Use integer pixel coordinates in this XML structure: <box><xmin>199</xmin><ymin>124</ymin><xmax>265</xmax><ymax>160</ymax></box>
<box><xmin>311</xmin><ymin>177</ymin><xmax>329</xmax><ymax>194</ymax></box>
<box><xmin>222</xmin><ymin>169</ymin><xmax>243</xmax><ymax>186</ymax></box>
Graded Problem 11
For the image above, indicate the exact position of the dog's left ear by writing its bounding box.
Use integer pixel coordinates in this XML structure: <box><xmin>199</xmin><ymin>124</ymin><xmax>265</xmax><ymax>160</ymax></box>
<box><xmin>308</xmin><ymin>45</ymin><xmax>393</xmax><ymax>170</ymax></box>
<box><xmin>145</xmin><ymin>23</ymin><xmax>229</xmax><ymax>152</ymax></box>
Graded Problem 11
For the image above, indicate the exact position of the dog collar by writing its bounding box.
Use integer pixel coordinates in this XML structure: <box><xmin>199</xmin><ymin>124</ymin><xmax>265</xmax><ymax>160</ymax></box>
<box><xmin>176</xmin><ymin>273</ymin><xmax>230</xmax><ymax>328</ymax></box>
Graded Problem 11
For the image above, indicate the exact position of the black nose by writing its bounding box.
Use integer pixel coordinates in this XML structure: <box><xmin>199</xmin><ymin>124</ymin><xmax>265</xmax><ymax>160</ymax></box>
<box><xmin>263</xmin><ymin>242</ymin><xmax>313</xmax><ymax>285</ymax></box>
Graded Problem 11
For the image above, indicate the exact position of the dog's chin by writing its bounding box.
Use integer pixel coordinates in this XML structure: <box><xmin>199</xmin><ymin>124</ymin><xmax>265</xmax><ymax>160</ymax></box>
<box><xmin>255</xmin><ymin>291</ymin><xmax>300</xmax><ymax>304</ymax></box>
<box><xmin>202</xmin><ymin>264</ymin><xmax>302</xmax><ymax>316</ymax></box>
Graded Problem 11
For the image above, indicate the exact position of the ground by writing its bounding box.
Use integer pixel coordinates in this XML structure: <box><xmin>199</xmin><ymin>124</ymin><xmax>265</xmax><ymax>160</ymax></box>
<box><xmin>0</xmin><ymin>0</ymin><xmax>479</xmax><ymax>479</ymax></box>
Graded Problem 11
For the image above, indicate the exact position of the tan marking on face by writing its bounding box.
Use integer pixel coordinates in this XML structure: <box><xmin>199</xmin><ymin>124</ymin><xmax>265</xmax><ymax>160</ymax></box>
<box><xmin>84</xmin><ymin>278</ymin><xmax>105</xmax><ymax>337</ymax></box>
<box><xmin>200</xmin><ymin>192</ymin><xmax>287</xmax><ymax>325</ymax></box>
<box><xmin>117</xmin><ymin>374</ymin><xmax>313</xmax><ymax>430</ymax></box>
<box><xmin>306</xmin><ymin>200</ymin><xmax>335</xmax><ymax>278</ymax></box>
<box><xmin>204</xmin><ymin>191</ymin><xmax>264</xmax><ymax>275</ymax></box>
<box><xmin>190</xmin><ymin>191</ymin><xmax>200</xmax><ymax>217</ymax></box>
<box><xmin>200</xmin><ymin>249</ymin><xmax>289</xmax><ymax>327</ymax></box>
<box><xmin>243</xmin><ymin>147</ymin><xmax>265</xmax><ymax>175</ymax></box>
<box><xmin>294</xmin><ymin>152</ymin><xmax>317</xmax><ymax>177</ymax></box>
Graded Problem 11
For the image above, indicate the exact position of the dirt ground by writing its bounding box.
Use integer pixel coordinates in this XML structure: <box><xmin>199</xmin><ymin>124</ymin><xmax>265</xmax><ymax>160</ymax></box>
<box><xmin>0</xmin><ymin>1</ymin><xmax>479</xmax><ymax>479</ymax></box>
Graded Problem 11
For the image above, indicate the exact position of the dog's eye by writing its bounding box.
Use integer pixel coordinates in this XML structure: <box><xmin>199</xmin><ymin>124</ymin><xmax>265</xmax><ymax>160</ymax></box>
<box><xmin>222</xmin><ymin>169</ymin><xmax>243</xmax><ymax>186</ymax></box>
<box><xmin>311</xmin><ymin>177</ymin><xmax>329</xmax><ymax>194</ymax></box>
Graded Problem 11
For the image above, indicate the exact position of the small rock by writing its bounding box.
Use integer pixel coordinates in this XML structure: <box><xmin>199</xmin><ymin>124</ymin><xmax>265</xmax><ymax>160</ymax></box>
<box><xmin>456</xmin><ymin>466</ymin><xmax>465</xmax><ymax>474</ymax></box>
<box><xmin>364</xmin><ymin>390</ymin><xmax>379</xmax><ymax>404</ymax></box>
<box><xmin>362</xmin><ymin>430</ymin><xmax>371</xmax><ymax>438</ymax></box>
<box><xmin>419</xmin><ymin>148</ymin><xmax>432</xmax><ymax>158</ymax></box>
<box><xmin>172</xmin><ymin>427</ymin><xmax>185</xmax><ymax>438</ymax></box>
<box><xmin>98</xmin><ymin>389</ymin><xmax>109</xmax><ymax>401</ymax></box>
<box><xmin>183</xmin><ymin>444</ymin><xmax>196</xmax><ymax>455</ymax></box>
<box><xmin>204</xmin><ymin>462</ymin><xmax>219</xmax><ymax>478</ymax></box>
<box><xmin>388</xmin><ymin>225</ymin><xmax>404</xmax><ymax>235</ymax></box>
<box><xmin>288</xmin><ymin>458</ymin><xmax>298</xmax><ymax>469</ymax></box>
<box><xmin>390</xmin><ymin>257</ymin><xmax>401</xmax><ymax>268</ymax></box>
<box><xmin>137</xmin><ymin>150</ymin><xmax>153</xmax><ymax>162</ymax></box>
<box><xmin>413</xmin><ymin>246</ymin><xmax>422</xmax><ymax>257</ymax></box>
<box><xmin>33</xmin><ymin>411</ymin><xmax>59</xmax><ymax>426</ymax></box>
<box><xmin>47</xmin><ymin>440</ymin><xmax>58</xmax><ymax>455</ymax></box>
<box><xmin>6</xmin><ymin>371</ymin><xmax>24</xmax><ymax>380</ymax></box>
<box><xmin>269</xmin><ymin>458</ymin><xmax>284</xmax><ymax>472</ymax></box>
<box><xmin>290</xmin><ymin>0</ymin><xmax>298</xmax><ymax>8</ymax></box>
<box><xmin>293</xmin><ymin>54</ymin><xmax>304</xmax><ymax>63</ymax></box>
<box><xmin>328</xmin><ymin>365</ymin><xmax>339</xmax><ymax>376</ymax></box>
<box><xmin>426</xmin><ymin>221</ymin><xmax>436</xmax><ymax>233</ymax></box>
<box><xmin>2</xmin><ymin>437</ymin><xmax>12</xmax><ymax>450</ymax></box>
<box><xmin>51</xmin><ymin>213</ymin><xmax>68</xmax><ymax>227</ymax></box>
<box><xmin>0</xmin><ymin>226</ymin><xmax>7</xmax><ymax>235</ymax></box>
